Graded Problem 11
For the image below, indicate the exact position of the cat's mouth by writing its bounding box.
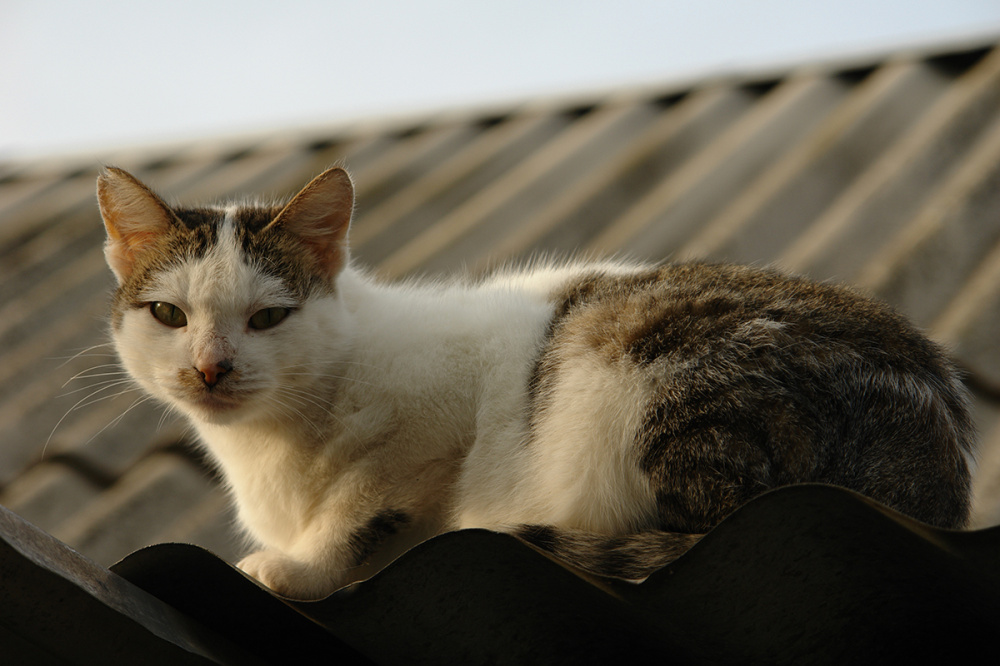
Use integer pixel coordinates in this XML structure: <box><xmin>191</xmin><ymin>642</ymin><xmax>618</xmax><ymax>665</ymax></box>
<box><xmin>167</xmin><ymin>385</ymin><xmax>245</xmax><ymax>413</ymax></box>
<box><xmin>176</xmin><ymin>389</ymin><xmax>256</xmax><ymax>424</ymax></box>
<box><xmin>192</xmin><ymin>391</ymin><xmax>243</xmax><ymax>410</ymax></box>
<box><xmin>172</xmin><ymin>368</ymin><xmax>252</xmax><ymax>416</ymax></box>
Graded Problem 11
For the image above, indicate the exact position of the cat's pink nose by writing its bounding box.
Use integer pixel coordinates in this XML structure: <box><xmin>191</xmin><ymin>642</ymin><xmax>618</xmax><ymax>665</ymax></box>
<box><xmin>197</xmin><ymin>359</ymin><xmax>233</xmax><ymax>387</ymax></box>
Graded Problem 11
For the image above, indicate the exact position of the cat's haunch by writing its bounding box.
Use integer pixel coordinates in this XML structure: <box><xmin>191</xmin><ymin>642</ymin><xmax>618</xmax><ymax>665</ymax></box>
<box><xmin>98</xmin><ymin>166</ymin><xmax>974</xmax><ymax>599</ymax></box>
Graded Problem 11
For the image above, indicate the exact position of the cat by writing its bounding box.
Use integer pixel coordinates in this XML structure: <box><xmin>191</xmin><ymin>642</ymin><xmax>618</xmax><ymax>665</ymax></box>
<box><xmin>97</xmin><ymin>166</ymin><xmax>975</xmax><ymax>599</ymax></box>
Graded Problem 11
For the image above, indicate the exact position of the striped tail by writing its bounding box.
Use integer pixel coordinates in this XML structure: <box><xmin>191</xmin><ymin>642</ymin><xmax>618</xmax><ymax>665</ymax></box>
<box><xmin>514</xmin><ymin>525</ymin><xmax>704</xmax><ymax>580</ymax></box>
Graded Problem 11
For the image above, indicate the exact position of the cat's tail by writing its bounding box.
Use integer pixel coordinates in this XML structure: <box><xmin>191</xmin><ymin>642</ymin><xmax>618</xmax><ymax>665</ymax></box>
<box><xmin>513</xmin><ymin>525</ymin><xmax>704</xmax><ymax>580</ymax></box>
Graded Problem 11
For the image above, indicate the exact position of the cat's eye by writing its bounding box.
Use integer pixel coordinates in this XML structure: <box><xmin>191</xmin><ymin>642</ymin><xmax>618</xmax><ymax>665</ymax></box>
<box><xmin>249</xmin><ymin>307</ymin><xmax>290</xmax><ymax>330</ymax></box>
<box><xmin>150</xmin><ymin>302</ymin><xmax>187</xmax><ymax>328</ymax></box>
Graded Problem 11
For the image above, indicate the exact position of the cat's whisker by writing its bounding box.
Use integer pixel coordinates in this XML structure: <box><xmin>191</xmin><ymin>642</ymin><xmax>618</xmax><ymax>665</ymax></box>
<box><xmin>50</xmin><ymin>342</ymin><xmax>118</xmax><ymax>368</ymax></box>
<box><xmin>65</xmin><ymin>362</ymin><xmax>127</xmax><ymax>376</ymax></box>
<box><xmin>278</xmin><ymin>359</ymin><xmax>378</xmax><ymax>376</ymax></box>
<box><xmin>271</xmin><ymin>382</ymin><xmax>362</xmax><ymax>439</ymax></box>
<box><xmin>156</xmin><ymin>406</ymin><xmax>183</xmax><ymax>432</ymax></box>
<box><xmin>276</xmin><ymin>409</ymin><xmax>324</xmax><ymax>439</ymax></box>
<box><xmin>56</xmin><ymin>378</ymin><xmax>132</xmax><ymax>399</ymax></box>
<box><xmin>56</xmin><ymin>377</ymin><xmax>135</xmax><ymax>400</ymax></box>
<box><xmin>55</xmin><ymin>378</ymin><xmax>136</xmax><ymax>413</ymax></box>
<box><xmin>44</xmin><ymin>379</ymin><xmax>143</xmax><ymax>459</ymax></box>
<box><xmin>101</xmin><ymin>396</ymin><xmax>148</xmax><ymax>431</ymax></box>
<box><xmin>60</xmin><ymin>366</ymin><xmax>131</xmax><ymax>389</ymax></box>
<box><xmin>279</xmin><ymin>358</ymin><xmax>381</xmax><ymax>371</ymax></box>
<box><xmin>73</xmin><ymin>383</ymin><xmax>143</xmax><ymax>412</ymax></box>
<box><xmin>279</xmin><ymin>372</ymin><xmax>377</xmax><ymax>387</ymax></box>
<box><xmin>273</xmin><ymin>385</ymin><xmax>336</xmax><ymax>417</ymax></box>
<box><xmin>275</xmin><ymin>395</ymin><xmax>336</xmax><ymax>427</ymax></box>
<box><xmin>80</xmin><ymin>394</ymin><xmax>157</xmax><ymax>449</ymax></box>
<box><xmin>268</xmin><ymin>395</ymin><xmax>326</xmax><ymax>438</ymax></box>
<box><xmin>274</xmin><ymin>381</ymin><xmax>346</xmax><ymax>412</ymax></box>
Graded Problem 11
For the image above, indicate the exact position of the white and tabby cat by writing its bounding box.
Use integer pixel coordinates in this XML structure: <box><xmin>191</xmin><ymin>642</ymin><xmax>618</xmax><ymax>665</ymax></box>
<box><xmin>97</xmin><ymin>166</ymin><xmax>975</xmax><ymax>599</ymax></box>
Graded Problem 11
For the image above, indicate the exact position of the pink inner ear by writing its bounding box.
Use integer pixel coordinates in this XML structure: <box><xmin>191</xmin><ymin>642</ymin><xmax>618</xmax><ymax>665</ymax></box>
<box><xmin>97</xmin><ymin>168</ymin><xmax>177</xmax><ymax>282</ymax></box>
<box><xmin>104</xmin><ymin>242</ymin><xmax>133</xmax><ymax>282</ymax></box>
<box><xmin>107</xmin><ymin>230</ymin><xmax>159</xmax><ymax>279</ymax></box>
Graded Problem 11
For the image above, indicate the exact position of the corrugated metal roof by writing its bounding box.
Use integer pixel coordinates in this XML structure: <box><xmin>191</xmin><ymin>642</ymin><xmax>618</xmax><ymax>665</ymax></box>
<box><xmin>2</xmin><ymin>38</ymin><xmax>1000</xmax><ymax>661</ymax></box>
<box><xmin>4</xmin><ymin>484</ymin><xmax>998</xmax><ymax>663</ymax></box>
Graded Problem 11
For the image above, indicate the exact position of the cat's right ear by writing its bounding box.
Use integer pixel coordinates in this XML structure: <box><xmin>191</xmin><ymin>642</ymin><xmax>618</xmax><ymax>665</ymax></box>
<box><xmin>268</xmin><ymin>167</ymin><xmax>354</xmax><ymax>280</ymax></box>
<box><xmin>97</xmin><ymin>167</ymin><xmax>177</xmax><ymax>284</ymax></box>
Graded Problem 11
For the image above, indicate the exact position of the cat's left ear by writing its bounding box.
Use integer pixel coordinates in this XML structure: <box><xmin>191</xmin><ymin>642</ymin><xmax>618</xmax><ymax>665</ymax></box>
<box><xmin>97</xmin><ymin>167</ymin><xmax>179</xmax><ymax>284</ymax></box>
<box><xmin>268</xmin><ymin>167</ymin><xmax>354</xmax><ymax>279</ymax></box>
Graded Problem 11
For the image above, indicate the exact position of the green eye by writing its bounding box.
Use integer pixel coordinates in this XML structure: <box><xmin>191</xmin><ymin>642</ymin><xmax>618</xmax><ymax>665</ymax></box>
<box><xmin>249</xmin><ymin>307</ymin><xmax>289</xmax><ymax>330</ymax></box>
<box><xmin>150</xmin><ymin>302</ymin><xmax>187</xmax><ymax>328</ymax></box>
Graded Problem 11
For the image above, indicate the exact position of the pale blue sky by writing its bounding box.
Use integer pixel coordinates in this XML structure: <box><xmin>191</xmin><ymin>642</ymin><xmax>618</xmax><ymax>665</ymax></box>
<box><xmin>3</xmin><ymin>0</ymin><xmax>1000</xmax><ymax>158</ymax></box>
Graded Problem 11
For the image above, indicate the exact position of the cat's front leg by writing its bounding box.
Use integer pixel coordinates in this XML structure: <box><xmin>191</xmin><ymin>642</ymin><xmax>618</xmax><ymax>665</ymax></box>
<box><xmin>237</xmin><ymin>549</ymin><xmax>347</xmax><ymax>600</ymax></box>
<box><xmin>237</xmin><ymin>506</ymin><xmax>414</xmax><ymax>598</ymax></box>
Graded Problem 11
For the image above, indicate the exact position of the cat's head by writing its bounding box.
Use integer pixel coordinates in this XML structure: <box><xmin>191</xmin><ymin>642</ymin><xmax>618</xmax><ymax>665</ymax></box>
<box><xmin>97</xmin><ymin>167</ymin><xmax>355</xmax><ymax>425</ymax></box>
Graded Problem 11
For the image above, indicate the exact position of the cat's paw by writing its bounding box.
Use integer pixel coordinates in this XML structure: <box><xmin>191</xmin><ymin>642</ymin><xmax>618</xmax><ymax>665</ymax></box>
<box><xmin>237</xmin><ymin>550</ymin><xmax>340</xmax><ymax>600</ymax></box>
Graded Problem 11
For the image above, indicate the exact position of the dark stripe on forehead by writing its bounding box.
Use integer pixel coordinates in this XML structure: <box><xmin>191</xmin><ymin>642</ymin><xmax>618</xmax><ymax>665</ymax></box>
<box><xmin>232</xmin><ymin>206</ymin><xmax>282</xmax><ymax>233</ymax></box>
<box><xmin>174</xmin><ymin>207</ymin><xmax>226</xmax><ymax>233</ymax></box>
<box><xmin>232</xmin><ymin>206</ymin><xmax>332</xmax><ymax>299</ymax></box>
<box><xmin>170</xmin><ymin>207</ymin><xmax>223</xmax><ymax>257</ymax></box>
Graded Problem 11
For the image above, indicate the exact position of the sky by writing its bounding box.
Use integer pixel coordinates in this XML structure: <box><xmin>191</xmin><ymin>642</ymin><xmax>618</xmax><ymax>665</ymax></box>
<box><xmin>3</xmin><ymin>0</ymin><xmax>1000</xmax><ymax>159</ymax></box>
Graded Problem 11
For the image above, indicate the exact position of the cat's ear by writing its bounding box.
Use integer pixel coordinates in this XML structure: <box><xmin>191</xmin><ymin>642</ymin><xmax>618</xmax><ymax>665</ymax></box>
<box><xmin>97</xmin><ymin>167</ymin><xmax>178</xmax><ymax>284</ymax></box>
<box><xmin>268</xmin><ymin>167</ymin><xmax>354</xmax><ymax>278</ymax></box>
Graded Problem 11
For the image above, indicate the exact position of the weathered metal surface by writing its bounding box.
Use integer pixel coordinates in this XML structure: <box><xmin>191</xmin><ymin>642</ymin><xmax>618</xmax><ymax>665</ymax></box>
<box><xmin>111</xmin><ymin>485</ymin><xmax>1000</xmax><ymax>664</ymax></box>
<box><xmin>0</xmin><ymin>504</ymin><xmax>263</xmax><ymax>665</ymax></box>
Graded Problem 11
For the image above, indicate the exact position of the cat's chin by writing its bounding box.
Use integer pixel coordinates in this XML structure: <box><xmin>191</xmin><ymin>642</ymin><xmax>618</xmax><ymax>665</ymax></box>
<box><xmin>182</xmin><ymin>394</ymin><xmax>252</xmax><ymax>424</ymax></box>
